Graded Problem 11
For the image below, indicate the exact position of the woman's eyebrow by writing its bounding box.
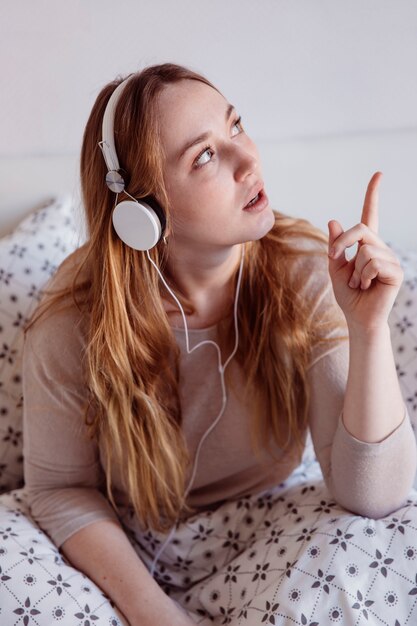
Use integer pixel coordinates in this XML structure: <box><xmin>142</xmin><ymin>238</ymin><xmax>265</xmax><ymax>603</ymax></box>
<box><xmin>176</xmin><ymin>103</ymin><xmax>235</xmax><ymax>162</ymax></box>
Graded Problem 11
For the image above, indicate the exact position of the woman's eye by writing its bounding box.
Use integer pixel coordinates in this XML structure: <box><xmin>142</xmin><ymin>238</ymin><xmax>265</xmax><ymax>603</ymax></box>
<box><xmin>192</xmin><ymin>116</ymin><xmax>244</xmax><ymax>169</ymax></box>
<box><xmin>194</xmin><ymin>146</ymin><xmax>214</xmax><ymax>168</ymax></box>
<box><xmin>232</xmin><ymin>115</ymin><xmax>243</xmax><ymax>136</ymax></box>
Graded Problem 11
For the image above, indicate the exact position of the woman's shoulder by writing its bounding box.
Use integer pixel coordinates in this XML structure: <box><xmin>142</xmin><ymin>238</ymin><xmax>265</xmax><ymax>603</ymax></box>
<box><xmin>289</xmin><ymin>231</ymin><xmax>346</xmax><ymax>326</ymax></box>
<box><xmin>279</xmin><ymin>227</ymin><xmax>330</xmax><ymax>287</ymax></box>
<box><xmin>269</xmin><ymin>213</ymin><xmax>329</xmax><ymax>263</ymax></box>
<box><xmin>47</xmin><ymin>242</ymin><xmax>90</xmax><ymax>292</ymax></box>
<box><xmin>25</xmin><ymin>244</ymin><xmax>90</xmax><ymax>353</ymax></box>
<box><xmin>262</xmin><ymin>217</ymin><xmax>331</xmax><ymax>301</ymax></box>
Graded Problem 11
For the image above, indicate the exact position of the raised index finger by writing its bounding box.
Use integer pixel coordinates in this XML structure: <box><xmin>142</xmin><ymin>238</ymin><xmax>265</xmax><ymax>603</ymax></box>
<box><xmin>361</xmin><ymin>171</ymin><xmax>382</xmax><ymax>234</ymax></box>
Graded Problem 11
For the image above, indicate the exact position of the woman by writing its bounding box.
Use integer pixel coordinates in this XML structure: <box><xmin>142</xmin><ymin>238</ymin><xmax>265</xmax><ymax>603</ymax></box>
<box><xmin>23</xmin><ymin>63</ymin><xmax>416</xmax><ymax>626</ymax></box>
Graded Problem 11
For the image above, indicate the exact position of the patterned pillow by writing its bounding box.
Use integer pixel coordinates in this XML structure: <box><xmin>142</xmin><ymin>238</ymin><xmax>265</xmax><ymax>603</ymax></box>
<box><xmin>387</xmin><ymin>244</ymin><xmax>417</xmax><ymax>486</ymax></box>
<box><xmin>0</xmin><ymin>197</ymin><xmax>81</xmax><ymax>493</ymax></box>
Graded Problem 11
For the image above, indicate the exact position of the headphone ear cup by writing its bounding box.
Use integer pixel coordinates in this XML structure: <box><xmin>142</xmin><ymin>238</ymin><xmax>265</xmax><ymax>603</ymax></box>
<box><xmin>112</xmin><ymin>198</ymin><xmax>165</xmax><ymax>251</ymax></box>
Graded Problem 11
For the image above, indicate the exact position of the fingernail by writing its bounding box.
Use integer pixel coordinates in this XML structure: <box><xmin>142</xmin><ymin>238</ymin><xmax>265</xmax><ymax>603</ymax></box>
<box><xmin>349</xmin><ymin>276</ymin><xmax>359</xmax><ymax>288</ymax></box>
<box><xmin>329</xmin><ymin>247</ymin><xmax>336</xmax><ymax>258</ymax></box>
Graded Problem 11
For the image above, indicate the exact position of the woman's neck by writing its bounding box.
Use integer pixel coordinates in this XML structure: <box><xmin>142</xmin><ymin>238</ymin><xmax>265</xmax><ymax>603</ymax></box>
<box><xmin>162</xmin><ymin>243</ymin><xmax>243</xmax><ymax>329</ymax></box>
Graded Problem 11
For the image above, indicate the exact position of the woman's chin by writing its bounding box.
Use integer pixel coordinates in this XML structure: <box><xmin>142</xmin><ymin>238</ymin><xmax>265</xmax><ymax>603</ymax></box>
<box><xmin>246</xmin><ymin>206</ymin><xmax>276</xmax><ymax>241</ymax></box>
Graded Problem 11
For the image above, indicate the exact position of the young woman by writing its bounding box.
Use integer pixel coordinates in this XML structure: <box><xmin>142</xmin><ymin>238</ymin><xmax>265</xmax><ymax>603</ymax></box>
<box><xmin>23</xmin><ymin>63</ymin><xmax>416</xmax><ymax>626</ymax></box>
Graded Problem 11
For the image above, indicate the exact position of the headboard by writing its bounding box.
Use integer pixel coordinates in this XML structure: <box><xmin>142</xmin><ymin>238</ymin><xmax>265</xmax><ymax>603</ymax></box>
<box><xmin>1</xmin><ymin>130</ymin><xmax>416</xmax><ymax>250</ymax></box>
<box><xmin>0</xmin><ymin>155</ymin><xmax>80</xmax><ymax>237</ymax></box>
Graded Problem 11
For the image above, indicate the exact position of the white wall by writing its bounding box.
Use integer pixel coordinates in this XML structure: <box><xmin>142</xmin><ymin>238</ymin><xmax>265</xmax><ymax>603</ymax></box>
<box><xmin>1</xmin><ymin>0</ymin><xmax>416</xmax><ymax>247</ymax></box>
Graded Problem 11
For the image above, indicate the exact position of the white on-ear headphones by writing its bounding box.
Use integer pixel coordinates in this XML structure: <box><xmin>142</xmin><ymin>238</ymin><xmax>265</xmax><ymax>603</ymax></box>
<box><xmin>98</xmin><ymin>75</ymin><xmax>167</xmax><ymax>251</ymax></box>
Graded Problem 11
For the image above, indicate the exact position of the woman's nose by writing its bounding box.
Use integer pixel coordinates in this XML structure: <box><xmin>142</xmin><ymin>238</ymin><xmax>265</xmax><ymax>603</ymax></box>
<box><xmin>233</xmin><ymin>146</ymin><xmax>258</xmax><ymax>182</ymax></box>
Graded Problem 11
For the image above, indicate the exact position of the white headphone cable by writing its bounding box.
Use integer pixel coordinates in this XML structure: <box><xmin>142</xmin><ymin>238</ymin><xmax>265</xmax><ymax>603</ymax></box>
<box><xmin>145</xmin><ymin>244</ymin><xmax>245</xmax><ymax>578</ymax></box>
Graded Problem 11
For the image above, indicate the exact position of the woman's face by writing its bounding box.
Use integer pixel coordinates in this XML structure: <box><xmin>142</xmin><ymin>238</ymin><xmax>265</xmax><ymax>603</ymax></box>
<box><xmin>156</xmin><ymin>79</ymin><xmax>275</xmax><ymax>250</ymax></box>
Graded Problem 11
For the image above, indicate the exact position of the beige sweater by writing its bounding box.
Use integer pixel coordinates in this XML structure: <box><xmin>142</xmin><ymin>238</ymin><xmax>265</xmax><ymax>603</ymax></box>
<box><xmin>22</xmin><ymin>244</ymin><xmax>417</xmax><ymax>548</ymax></box>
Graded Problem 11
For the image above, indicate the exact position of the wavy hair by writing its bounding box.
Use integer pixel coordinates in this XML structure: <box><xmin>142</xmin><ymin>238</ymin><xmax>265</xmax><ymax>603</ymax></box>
<box><xmin>27</xmin><ymin>63</ymin><xmax>348</xmax><ymax>532</ymax></box>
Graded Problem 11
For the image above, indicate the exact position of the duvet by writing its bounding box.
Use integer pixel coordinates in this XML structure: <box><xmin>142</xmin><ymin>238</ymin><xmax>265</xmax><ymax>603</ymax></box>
<box><xmin>1</xmin><ymin>458</ymin><xmax>416</xmax><ymax>625</ymax></box>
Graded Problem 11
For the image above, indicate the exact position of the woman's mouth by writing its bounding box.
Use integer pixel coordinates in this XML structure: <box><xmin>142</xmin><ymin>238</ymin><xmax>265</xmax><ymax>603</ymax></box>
<box><xmin>242</xmin><ymin>189</ymin><xmax>269</xmax><ymax>213</ymax></box>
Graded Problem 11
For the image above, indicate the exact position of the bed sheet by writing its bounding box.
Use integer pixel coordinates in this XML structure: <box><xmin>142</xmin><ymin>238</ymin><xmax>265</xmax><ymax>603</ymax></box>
<box><xmin>1</xmin><ymin>459</ymin><xmax>417</xmax><ymax>625</ymax></box>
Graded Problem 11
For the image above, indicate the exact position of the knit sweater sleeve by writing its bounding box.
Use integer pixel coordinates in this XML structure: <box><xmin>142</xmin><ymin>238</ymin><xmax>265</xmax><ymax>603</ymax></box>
<box><xmin>22</xmin><ymin>285</ymin><xmax>121</xmax><ymax>548</ymax></box>
<box><xmin>304</xmin><ymin>252</ymin><xmax>416</xmax><ymax>519</ymax></box>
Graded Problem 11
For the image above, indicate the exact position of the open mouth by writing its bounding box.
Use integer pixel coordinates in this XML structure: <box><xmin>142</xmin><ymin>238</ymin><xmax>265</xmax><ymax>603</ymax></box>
<box><xmin>244</xmin><ymin>192</ymin><xmax>261</xmax><ymax>208</ymax></box>
<box><xmin>242</xmin><ymin>188</ymin><xmax>268</xmax><ymax>212</ymax></box>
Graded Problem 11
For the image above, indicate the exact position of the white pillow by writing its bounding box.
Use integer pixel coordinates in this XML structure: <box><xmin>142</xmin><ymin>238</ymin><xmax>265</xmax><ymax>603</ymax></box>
<box><xmin>0</xmin><ymin>196</ymin><xmax>81</xmax><ymax>493</ymax></box>
<box><xmin>387</xmin><ymin>244</ymin><xmax>417</xmax><ymax>487</ymax></box>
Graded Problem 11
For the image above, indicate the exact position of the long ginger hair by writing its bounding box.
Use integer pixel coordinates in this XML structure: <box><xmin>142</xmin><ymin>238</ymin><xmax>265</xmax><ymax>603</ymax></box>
<box><xmin>28</xmin><ymin>63</ymin><xmax>348</xmax><ymax>532</ymax></box>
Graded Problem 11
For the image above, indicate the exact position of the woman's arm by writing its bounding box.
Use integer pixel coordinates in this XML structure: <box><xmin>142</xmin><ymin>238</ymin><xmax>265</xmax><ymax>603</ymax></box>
<box><xmin>304</xmin><ymin>239</ymin><xmax>415</xmax><ymax>518</ymax></box>
<box><xmin>309</xmin><ymin>171</ymin><xmax>417</xmax><ymax>517</ymax></box>
<box><xmin>307</xmin><ymin>332</ymin><xmax>416</xmax><ymax>519</ymax></box>
<box><xmin>343</xmin><ymin>321</ymin><xmax>405</xmax><ymax>442</ymax></box>
<box><xmin>327</xmin><ymin>172</ymin><xmax>411</xmax><ymax>443</ymax></box>
<box><xmin>61</xmin><ymin>521</ymin><xmax>196</xmax><ymax>626</ymax></box>
<box><xmin>22</xmin><ymin>300</ymin><xmax>196</xmax><ymax>625</ymax></box>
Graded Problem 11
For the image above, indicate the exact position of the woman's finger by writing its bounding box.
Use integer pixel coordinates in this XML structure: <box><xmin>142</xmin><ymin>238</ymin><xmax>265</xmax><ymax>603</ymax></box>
<box><xmin>360</xmin><ymin>171</ymin><xmax>382</xmax><ymax>234</ymax></box>
<box><xmin>330</xmin><ymin>222</ymin><xmax>390</xmax><ymax>260</ymax></box>
<box><xmin>328</xmin><ymin>219</ymin><xmax>344</xmax><ymax>252</ymax></box>
<box><xmin>348</xmin><ymin>244</ymin><xmax>401</xmax><ymax>289</ymax></box>
<box><xmin>356</xmin><ymin>258</ymin><xmax>404</xmax><ymax>291</ymax></box>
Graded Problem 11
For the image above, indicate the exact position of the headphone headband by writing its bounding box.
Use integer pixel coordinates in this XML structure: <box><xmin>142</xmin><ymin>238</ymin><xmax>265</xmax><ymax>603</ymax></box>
<box><xmin>99</xmin><ymin>75</ymin><xmax>135</xmax><ymax>190</ymax></box>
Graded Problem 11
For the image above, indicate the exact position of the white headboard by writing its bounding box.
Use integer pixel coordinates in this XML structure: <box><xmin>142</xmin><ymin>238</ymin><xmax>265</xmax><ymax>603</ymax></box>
<box><xmin>0</xmin><ymin>155</ymin><xmax>80</xmax><ymax>237</ymax></box>
<box><xmin>1</xmin><ymin>129</ymin><xmax>416</xmax><ymax>250</ymax></box>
